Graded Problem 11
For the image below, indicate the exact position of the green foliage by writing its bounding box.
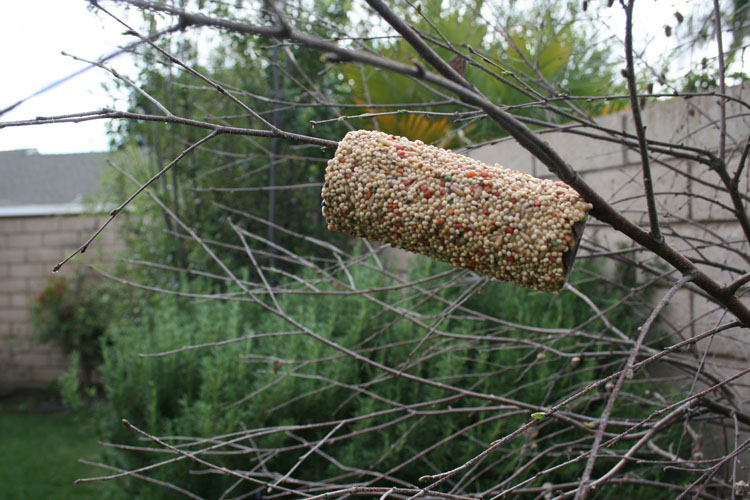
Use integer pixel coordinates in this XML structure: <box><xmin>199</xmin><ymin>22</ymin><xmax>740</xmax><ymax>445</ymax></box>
<box><xmin>679</xmin><ymin>64</ymin><xmax>748</xmax><ymax>92</ymax></box>
<box><xmin>60</xmin><ymin>351</ymin><xmax>84</xmax><ymax>412</ymax></box>
<box><xmin>31</xmin><ymin>274</ymin><xmax>114</xmax><ymax>390</ymax></box>
<box><xmin>342</xmin><ymin>0</ymin><xmax>624</xmax><ymax>143</ymax></box>
<box><xmin>97</xmin><ymin>257</ymin><xmax>689</xmax><ymax>497</ymax></box>
<box><xmin>105</xmin><ymin>0</ymin><xmax>354</xmax><ymax>279</ymax></box>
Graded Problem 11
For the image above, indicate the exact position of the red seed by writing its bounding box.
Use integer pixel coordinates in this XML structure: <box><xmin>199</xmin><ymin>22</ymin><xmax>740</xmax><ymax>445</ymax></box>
<box><xmin>505</xmin><ymin>227</ymin><xmax>514</xmax><ymax>234</ymax></box>
<box><xmin>506</xmin><ymin>256</ymin><xmax>514</xmax><ymax>262</ymax></box>
<box><xmin>510</xmin><ymin>198</ymin><xmax>517</xmax><ymax>204</ymax></box>
<box><xmin>402</xmin><ymin>179</ymin><xmax>414</xmax><ymax>186</ymax></box>
<box><xmin>455</xmin><ymin>224</ymin><xmax>462</xmax><ymax>229</ymax></box>
<box><xmin>480</xmin><ymin>171</ymin><xmax>488</xmax><ymax>178</ymax></box>
<box><xmin>397</xmin><ymin>151</ymin><xmax>406</xmax><ymax>156</ymax></box>
<box><xmin>483</xmin><ymin>210</ymin><xmax>490</xmax><ymax>215</ymax></box>
<box><xmin>534</xmin><ymin>199</ymin><xmax>541</xmax><ymax>207</ymax></box>
<box><xmin>476</xmin><ymin>251</ymin><xmax>483</xmax><ymax>257</ymax></box>
<box><xmin>424</xmin><ymin>191</ymin><xmax>432</xmax><ymax>199</ymax></box>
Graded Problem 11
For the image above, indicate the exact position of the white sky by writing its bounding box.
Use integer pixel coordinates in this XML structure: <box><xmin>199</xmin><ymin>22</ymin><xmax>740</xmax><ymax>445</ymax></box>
<box><xmin>0</xmin><ymin>0</ymin><xmax>135</xmax><ymax>154</ymax></box>
<box><xmin>0</xmin><ymin>0</ymin><xmax>738</xmax><ymax>155</ymax></box>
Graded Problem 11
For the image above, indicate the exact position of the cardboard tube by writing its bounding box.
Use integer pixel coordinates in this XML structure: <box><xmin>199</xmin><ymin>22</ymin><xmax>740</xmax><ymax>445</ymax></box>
<box><xmin>322</xmin><ymin>130</ymin><xmax>592</xmax><ymax>293</ymax></box>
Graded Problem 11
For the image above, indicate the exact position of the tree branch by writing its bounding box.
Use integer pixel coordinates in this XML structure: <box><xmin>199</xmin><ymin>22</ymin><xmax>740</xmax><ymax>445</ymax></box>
<box><xmin>104</xmin><ymin>0</ymin><xmax>750</xmax><ymax>329</ymax></box>
<box><xmin>622</xmin><ymin>0</ymin><xmax>662</xmax><ymax>244</ymax></box>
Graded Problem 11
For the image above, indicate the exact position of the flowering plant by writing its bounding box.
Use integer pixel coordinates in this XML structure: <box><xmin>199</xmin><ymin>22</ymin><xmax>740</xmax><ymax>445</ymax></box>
<box><xmin>31</xmin><ymin>274</ymin><xmax>112</xmax><ymax>389</ymax></box>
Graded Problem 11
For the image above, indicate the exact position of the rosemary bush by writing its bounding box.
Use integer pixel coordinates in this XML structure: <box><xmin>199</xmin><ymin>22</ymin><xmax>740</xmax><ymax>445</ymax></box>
<box><xmin>96</xmin><ymin>256</ymin><xmax>689</xmax><ymax>498</ymax></box>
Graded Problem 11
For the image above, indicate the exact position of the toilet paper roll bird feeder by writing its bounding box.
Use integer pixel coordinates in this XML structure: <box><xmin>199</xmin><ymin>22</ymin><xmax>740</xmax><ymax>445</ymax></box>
<box><xmin>321</xmin><ymin>130</ymin><xmax>592</xmax><ymax>293</ymax></box>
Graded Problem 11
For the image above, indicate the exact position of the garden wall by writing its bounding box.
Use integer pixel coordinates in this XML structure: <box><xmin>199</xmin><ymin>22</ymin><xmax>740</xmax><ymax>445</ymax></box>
<box><xmin>0</xmin><ymin>214</ymin><xmax>123</xmax><ymax>396</ymax></box>
<box><xmin>469</xmin><ymin>83</ymin><xmax>749</xmax><ymax>384</ymax></box>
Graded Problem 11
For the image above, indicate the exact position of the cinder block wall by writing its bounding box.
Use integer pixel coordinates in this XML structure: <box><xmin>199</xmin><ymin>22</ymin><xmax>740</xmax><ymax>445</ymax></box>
<box><xmin>0</xmin><ymin>214</ymin><xmax>123</xmax><ymax>395</ymax></box>
<box><xmin>469</xmin><ymin>83</ymin><xmax>749</xmax><ymax>370</ymax></box>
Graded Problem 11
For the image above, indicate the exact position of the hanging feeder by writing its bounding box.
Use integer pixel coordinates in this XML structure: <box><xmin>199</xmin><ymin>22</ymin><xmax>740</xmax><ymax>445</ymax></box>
<box><xmin>321</xmin><ymin>130</ymin><xmax>592</xmax><ymax>293</ymax></box>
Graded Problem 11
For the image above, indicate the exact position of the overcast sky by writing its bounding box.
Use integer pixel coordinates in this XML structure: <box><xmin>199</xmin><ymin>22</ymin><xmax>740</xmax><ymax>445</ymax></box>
<box><xmin>0</xmin><ymin>0</ymin><xmax>729</xmax><ymax>155</ymax></box>
<box><xmin>0</xmin><ymin>0</ymin><xmax>135</xmax><ymax>154</ymax></box>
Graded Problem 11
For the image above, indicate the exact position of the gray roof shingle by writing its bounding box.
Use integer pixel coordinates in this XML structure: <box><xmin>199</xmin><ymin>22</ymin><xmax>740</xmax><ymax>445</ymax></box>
<box><xmin>0</xmin><ymin>149</ymin><xmax>109</xmax><ymax>215</ymax></box>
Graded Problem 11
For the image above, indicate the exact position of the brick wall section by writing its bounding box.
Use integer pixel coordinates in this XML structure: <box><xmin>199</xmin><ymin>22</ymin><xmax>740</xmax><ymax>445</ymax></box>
<box><xmin>0</xmin><ymin>214</ymin><xmax>124</xmax><ymax>395</ymax></box>
<box><xmin>469</xmin><ymin>84</ymin><xmax>749</xmax><ymax>373</ymax></box>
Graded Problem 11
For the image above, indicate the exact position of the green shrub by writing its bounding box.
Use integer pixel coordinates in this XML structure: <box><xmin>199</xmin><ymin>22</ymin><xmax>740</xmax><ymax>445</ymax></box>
<box><xmin>97</xmin><ymin>256</ymin><xmax>689</xmax><ymax>498</ymax></box>
<box><xmin>31</xmin><ymin>274</ymin><xmax>114</xmax><ymax>392</ymax></box>
<box><xmin>59</xmin><ymin>351</ymin><xmax>84</xmax><ymax>411</ymax></box>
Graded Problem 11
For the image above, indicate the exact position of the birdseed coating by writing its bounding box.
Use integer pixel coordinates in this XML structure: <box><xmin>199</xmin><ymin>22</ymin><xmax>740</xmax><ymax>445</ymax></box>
<box><xmin>321</xmin><ymin>130</ymin><xmax>592</xmax><ymax>293</ymax></box>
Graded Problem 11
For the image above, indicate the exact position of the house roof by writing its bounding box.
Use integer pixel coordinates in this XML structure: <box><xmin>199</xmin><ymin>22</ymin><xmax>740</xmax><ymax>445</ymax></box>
<box><xmin>0</xmin><ymin>149</ymin><xmax>109</xmax><ymax>217</ymax></box>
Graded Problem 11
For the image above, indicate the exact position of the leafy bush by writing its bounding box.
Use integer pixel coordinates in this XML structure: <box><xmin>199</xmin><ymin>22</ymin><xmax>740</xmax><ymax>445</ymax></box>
<box><xmin>96</xmin><ymin>256</ymin><xmax>688</xmax><ymax>498</ymax></box>
<box><xmin>31</xmin><ymin>274</ymin><xmax>113</xmax><ymax>391</ymax></box>
<box><xmin>59</xmin><ymin>351</ymin><xmax>84</xmax><ymax>411</ymax></box>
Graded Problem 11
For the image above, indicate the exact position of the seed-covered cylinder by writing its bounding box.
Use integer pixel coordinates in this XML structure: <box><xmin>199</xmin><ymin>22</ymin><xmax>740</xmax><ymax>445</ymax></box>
<box><xmin>321</xmin><ymin>130</ymin><xmax>592</xmax><ymax>293</ymax></box>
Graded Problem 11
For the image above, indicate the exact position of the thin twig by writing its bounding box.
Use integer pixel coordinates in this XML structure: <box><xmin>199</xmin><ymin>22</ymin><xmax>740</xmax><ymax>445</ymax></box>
<box><xmin>575</xmin><ymin>272</ymin><xmax>696</xmax><ymax>499</ymax></box>
<box><xmin>713</xmin><ymin>0</ymin><xmax>727</xmax><ymax>164</ymax></box>
<box><xmin>77</xmin><ymin>459</ymin><xmax>204</xmax><ymax>499</ymax></box>
<box><xmin>621</xmin><ymin>0</ymin><xmax>662</xmax><ymax>244</ymax></box>
<box><xmin>53</xmin><ymin>131</ymin><xmax>219</xmax><ymax>272</ymax></box>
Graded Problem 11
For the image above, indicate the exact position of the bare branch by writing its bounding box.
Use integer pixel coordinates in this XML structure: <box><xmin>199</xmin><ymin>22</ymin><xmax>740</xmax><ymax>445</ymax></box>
<box><xmin>621</xmin><ymin>0</ymin><xmax>662</xmax><ymax>244</ymax></box>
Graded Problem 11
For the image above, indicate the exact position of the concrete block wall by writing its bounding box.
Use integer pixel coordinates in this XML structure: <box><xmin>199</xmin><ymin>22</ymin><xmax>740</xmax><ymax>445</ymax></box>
<box><xmin>468</xmin><ymin>84</ymin><xmax>750</xmax><ymax>368</ymax></box>
<box><xmin>0</xmin><ymin>214</ymin><xmax>124</xmax><ymax>395</ymax></box>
